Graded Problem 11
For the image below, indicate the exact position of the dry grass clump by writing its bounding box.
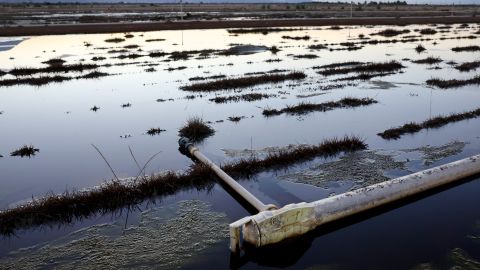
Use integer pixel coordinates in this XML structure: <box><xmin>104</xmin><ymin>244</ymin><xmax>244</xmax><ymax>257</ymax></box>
<box><xmin>41</xmin><ymin>58</ymin><xmax>66</xmax><ymax>66</ymax></box>
<box><xmin>10</xmin><ymin>145</ymin><xmax>39</xmax><ymax>157</ymax></box>
<box><xmin>293</xmin><ymin>54</ymin><xmax>318</xmax><ymax>59</ymax></box>
<box><xmin>419</xmin><ymin>28</ymin><xmax>437</xmax><ymax>35</ymax></box>
<box><xmin>308</xmin><ymin>44</ymin><xmax>328</xmax><ymax>50</ymax></box>
<box><xmin>451</xmin><ymin>45</ymin><xmax>480</xmax><ymax>52</ymax></box>
<box><xmin>372</xmin><ymin>28</ymin><xmax>410</xmax><ymax>37</ymax></box>
<box><xmin>426</xmin><ymin>75</ymin><xmax>480</xmax><ymax>89</ymax></box>
<box><xmin>180</xmin><ymin>72</ymin><xmax>306</xmax><ymax>92</ymax></box>
<box><xmin>281</xmin><ymin>35</ymin><xmax>310</xmax><ymax>40</ymax></box>
<box><xmin>455</xmin><ymin>61</ymin><xmax>480</xmax><ymax>72</ymax></box>
<box><xmin>123</xmin><ymin>44</ymin><xmax>140</xmax><ymax>49</ymax></box>
<box><xmin>189</xmin><ymin>75</ymin><xmax>226</xmax><ymax>81</ymax></box>
<box><xmin>263</xmin><ymin>97</ymin><xmax>377</xmax><ymax>117</ymax></box>
<box><xmin>105</xmin><ymin>37</ymin><xmax>126</xmax><ymax>43</ymax></box>
<box><xmin>178</xmin><ymin>117</ymin><xmax>215</xmax><ymax>142</ymax></box>
<box><xmin>317</xmin><ymin>61</ymin><xmax>404</xmax><ymax>76</ymax></box>
<box><xmin>0</xmin><ymin>75</ymin><xmax>71</xmax><ymax>87</ymax></box>
<box><xmin>415</xmin><ymin>44</ymin><xmax>426</xmax><ymax>53</ymax></box>
<box><xmin>412</xmin><ymin>57</ymin><xmax>442</xmax><ymax>65</ymax></box>
<box><xmin>227</xmin><ymin>116</ymin><xmax>245</xmax><ymax>122</ymax></box>
<box><xmin>0</xmin><ymin>136</ymin><xmax>366</xmax><ymax>235</ymax></box>
<box><xmin>79</xmin><ymin>71</ymin><xmax>110</xmax><ymax>79</ymax></box>
<box><xmin>146</xmin><ymin>128</ymin><xmax>166</xmax><ymax>136</ymax></box>
<box><xmin>9</xmin><ymin>63</ymin><xmax>99</xmax><ymax>76</ymax></box>
<box><xmin>378</xmin><ymin>108</ymin><xmax>480</xmax><ymax>139</ymax></box>
<box><xmin>145</xmin><ymin>38</ymin><xmax>166</xmax><ymax>42</ymax></box>
<box><xmin>227</xmin><ymin>28</ymin><xmax>304</xmax><ymax>34</ymax></box>
<box><xmin>149</xmin><ymin>51</ymin><xmax>168</xmax><ymax>58</ymax></box>
<box><xmin>209</xmin><ymin>93</ymin><xmax>274</xmax><ymax>103</ymax></box>
<box><xmin>91</xmin><ymin>56</ymin><xmax>106</xmax><ymax>61</ymax></box>
<box><xmin>312</xmin><ymin>61</ymin><xmax>363</xmax><ymax>70</ymax></box>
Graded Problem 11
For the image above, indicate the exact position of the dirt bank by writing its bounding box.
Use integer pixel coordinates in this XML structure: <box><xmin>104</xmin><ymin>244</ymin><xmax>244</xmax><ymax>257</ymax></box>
<box><xmin>1</xmin><ymin>16</ymin><xmax>480</xmax><ymax>36</ymax></box>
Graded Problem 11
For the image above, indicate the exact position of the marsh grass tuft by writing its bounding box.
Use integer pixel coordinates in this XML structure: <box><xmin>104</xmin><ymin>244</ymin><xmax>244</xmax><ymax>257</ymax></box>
<box><xmin>316</xmin><ymin>61</ymin><xmax>404</xmax><ymax>76</ymax></box>
<box><xmin>378</xmin><ymin>108</ymin><xmax>480</xmax><ymax>139</ymax></box>
<box><xmin>426</xmin><ymin>75</ymin><xmax>480</xmax><ymax>89</ymax></box>
<box><xmin>263</xmin><ymin>97</ymin><xmax>377</xmax><ymax>116</ymax></box>
<box><xmin>42</xmin><ymin>58</ymin><xmax>66</xmax><ymax>66</ymax></box>
<box><xmin>227</xmin><ymin>28</ymin><xmax>304</xmax><ymax>34</ymax></box>
<box><xmin>9</xmin><ymin>63</ymin><xmax>99</xmax><ymax>77</ymax></box>
<box><xmin>455</xmin><ymin>61</ymin><xmax>480</xmax><ymax>72</ymax></box>
<box><xmin>372</xmin><ymin>28</ymin><xmax>410</xmax><ymax>37</ymax></box>
<box><xmin>146</xmin><ymin>128</ymin><xmax>166</xmax><ymax>136</ymax></box>
<box><xmin>281</xmin><ymin>35</ymin><xmax>310</xmax><ymax>40</ymax></box>
<box><xmin>412</xmin><ymin>57</ymin><xmax>442</xmax><ymax>65</ymax></box>
<box><xmin>105</xmin><ymin>38</ymin><xmax>126</xmax><ymax>43</ymax></box>
<box><xmin>181</xmin><ymin>72</ymin><xmax>306</xmax><ymax>92</ymax></box>
<box><xmin>451</xmin><ymin>45</ymin><xmax>480</xmax><ymax>52</ymax></box>
<box><xmin>415</xmin><ymin>44</ymin><xmax>426</xmax><ymax>53</ymax></box>
<box><xmin>178</xmin><ymin>117</ymin><xmax>215</xmax><ymax>142</ymax></box>
<box><xmin>209</xmin><ymin>93</ymin><xmax>275</xmax><ymax>103</ymax></box>
<box><xmin>10</xmin><ymin>145</ymin><xmax>39</xmax><ymax>157</ymax></box>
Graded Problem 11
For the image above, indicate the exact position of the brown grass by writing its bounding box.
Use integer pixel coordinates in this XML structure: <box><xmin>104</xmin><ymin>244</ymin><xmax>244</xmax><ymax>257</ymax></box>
<box><xmin>180</xmin><ymin>72</ymin><xmax>306</xmax><ymax>92</ymax></box>
<box><xmin>0</xmin><ymin>136</ymin><xmax>366</xmax><ymax>235</ymax></box>
<box><xmin>10</xmin><ymin>145</ymin><xmax>39</xmax><ymax>157</ymax></box>
<box><xmin>317</xmin><ymin>61</ymin><xmax>404</xmax><ymax>76</ymax></box>
<box><xmin>426</xmin><ymin>75</ymin><xmax>480</xmax><ymax>89</ymax></box>
<box><xmin>378</xmin><ymin>107</ymin><xmax>480</xmax><ymax>139</ymax></box>
<box><xmin>209</xmin><ymin>93</ymin><xmax>275</xmax><ymax>103</ymax></box>
<box><xmin>263</xmin><ymin>97</ymin><xmax>377</xmax><ymax>116</ymax></box>
<box><xmin>455</xmin><ymin>61</ymin><xmax>480</xmax><ymax>72</ymax></box>
<box><xmin>178</xmin><ymin>117</ymin><xmax>215</xmax><ymax>142</ymax></box>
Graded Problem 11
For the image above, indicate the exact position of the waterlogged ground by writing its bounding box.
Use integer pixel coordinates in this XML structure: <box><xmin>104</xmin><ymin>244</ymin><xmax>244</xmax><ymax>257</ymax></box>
<box><xmin>1</xmin><ymin>24</ymin><xmax>480</xmax><ymax>269</ymax></box>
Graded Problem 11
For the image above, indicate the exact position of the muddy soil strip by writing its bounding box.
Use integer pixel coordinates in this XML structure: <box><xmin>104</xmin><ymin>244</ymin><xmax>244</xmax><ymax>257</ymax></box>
<box><xmin>0</xmin><ymin>136</ymin><xmax>365</xmax><ymax>235</ymax></box>
<box><xmin>378</xmin><ymin>108</ymin><xmax>480</xmax><ymax>139</ymax></box>
<box><xmin>2</xmin><ymin>17</ymin><xmax>480</xmax><ymax>36</ymax></box>
<box><xmin>263</xmin><ymin>97</ymin><xmax>377</xmax><ymax>116</ymax></box>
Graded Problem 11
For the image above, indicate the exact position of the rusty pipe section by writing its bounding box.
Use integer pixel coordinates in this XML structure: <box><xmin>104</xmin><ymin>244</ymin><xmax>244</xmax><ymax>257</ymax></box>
<box><xmin>231</xmin><ymin>154</ymin><xmax>480</xmax><ymax>253</ymax></box>
<box><xmin>178</xmin><ymin>138</ymin><xmax>277</xmax><ymax>213</ymax></box>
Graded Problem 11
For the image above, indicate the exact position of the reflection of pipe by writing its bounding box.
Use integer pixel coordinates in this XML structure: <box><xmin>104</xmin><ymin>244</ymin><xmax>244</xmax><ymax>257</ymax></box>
<box><xmin>178</xmin><ymin>138</ymin><xmax>277</xmax><ymax>213</ymax></box>
<box><xmin>231</xmin><ymin>154</ymin><xmax>480</xmax><ymax>253</ymax></box>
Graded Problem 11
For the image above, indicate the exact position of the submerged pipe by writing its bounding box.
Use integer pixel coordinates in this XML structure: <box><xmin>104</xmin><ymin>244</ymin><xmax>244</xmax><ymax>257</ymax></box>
<box><xmin>178</xmin><ymin>138</ymin><xmax>277</xmax><ymax>213</ymax></box>
<box><xmin>232</xmin><ymin>154</ymin><xmax>480</xmax><ymax>253</ymax></box>
<box><xmin>178</xmin><ymin>139</ymin><xmax>480</xmax><ymax>253</ymax></box>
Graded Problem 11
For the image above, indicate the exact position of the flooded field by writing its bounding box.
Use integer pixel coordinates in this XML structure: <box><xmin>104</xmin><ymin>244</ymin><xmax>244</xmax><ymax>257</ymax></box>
<box><xmin>1</xmin><ymin>23</ymin><xmax>480</xmax><ymax>269</ymax></box>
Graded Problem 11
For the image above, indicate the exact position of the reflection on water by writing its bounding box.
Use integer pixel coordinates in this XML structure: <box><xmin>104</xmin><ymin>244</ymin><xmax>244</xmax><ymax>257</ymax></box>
<box><xmin>1</xmin><ymin>24</ymin><xmax>480</xmax><ymax>268</ymax></box>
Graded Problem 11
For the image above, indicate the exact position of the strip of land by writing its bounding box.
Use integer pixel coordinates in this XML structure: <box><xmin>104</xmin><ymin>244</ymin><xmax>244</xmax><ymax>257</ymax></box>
<box><xmin>1</xmin><ymin>16</ymin><xmax>480</xmax><ymax>36</ymax></box>
<box><xmin>378</xmin><ymin>108</ymin><xmax>480</xmax><ymax>139</ymax></box>
<box><xmin>263</xmin><ymin>97</ymin><xmax>377</xmax><ymax>116</ymax></box>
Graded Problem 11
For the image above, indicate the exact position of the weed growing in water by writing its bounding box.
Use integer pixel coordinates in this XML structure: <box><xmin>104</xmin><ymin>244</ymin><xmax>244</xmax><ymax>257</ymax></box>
<box><xmin>10</xmin><ymin>145</ymin><xmax>39</xmax><ymax>157</ymax></box>
<box><xmin>178</xmin><ymin>117</ymin><xmax>215</xmax><ymax>142</ymax></box>
<box><xmin>378</xmin><ymin>108</ymin><xmax>480</xmax><ymax>139</ymax></box>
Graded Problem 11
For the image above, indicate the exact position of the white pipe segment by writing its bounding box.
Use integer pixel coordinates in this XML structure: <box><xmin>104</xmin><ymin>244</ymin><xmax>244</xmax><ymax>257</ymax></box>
<box><xmin>231</xmin><ymin>154</ymin><xmax>480</xmax><ymax>252</ymax></box>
